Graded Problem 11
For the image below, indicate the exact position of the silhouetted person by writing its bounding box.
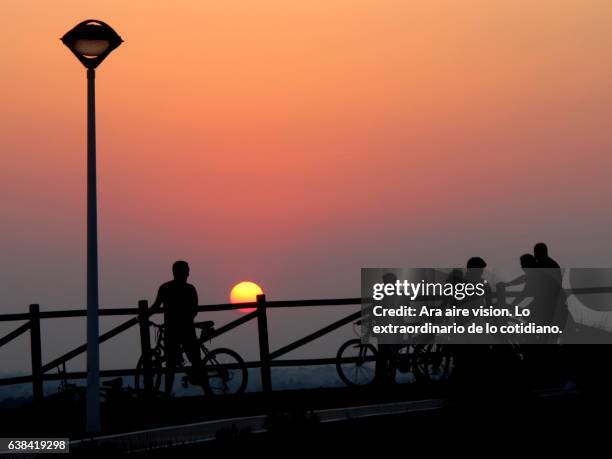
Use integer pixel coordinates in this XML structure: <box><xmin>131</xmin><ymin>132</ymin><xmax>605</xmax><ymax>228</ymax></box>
<box><xmin>453</xmin><ymin>257</ymin><xmax>524</xmax><ymax>408</ymax></box>
<box><xmin>374</xmin><ymin>272</ymin><xmax>399</xmax><ymax>385</ymax></box>
<box><xmin>506</xmin><ymin>253</ymin><xmax>567</xmax><ymax>385</ymax></box>
<box><xmin>532</xmin><ymin>242</ymin><xmax>571</xmax><ymax>382</ymax></box>
<box><xmin>509</xmin><ymin>254</ymin><xmax>544</xmax><ymax>323</ymax></box>
<box><xmin>534</xmin><ymin>242</ymin><xmax>560</xmax><ymax>270</ymax></box>
<box><xmin>510</xmin><ymin>253</ymin><xmax>565</xmax><ymax>338</ymax></box>
<box><xmin>535</xmin><ymin>243</ymin><xmax>567</xmax><ymax>324</ymax></box>
<box><xmin>150</xmin><ymin>261</ymin><xmax>208</xmax><ymax>395</ymax></box>
<box><xmin>465</xmin><ymin>257</ymin><xmax>492</xmax><ymax>306</ymax></box>
<box><xmin>451</xmin><ymin>257</ymin><xmax>496</xmax><ymax>399</ymax></box>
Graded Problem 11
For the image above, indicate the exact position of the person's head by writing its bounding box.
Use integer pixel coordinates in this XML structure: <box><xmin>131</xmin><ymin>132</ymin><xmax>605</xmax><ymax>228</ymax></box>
<box><xmin>382</xmin><ymin>272</ymin><xmax>398</xmax><ymax>284</ymax></box>
<box><xmin>520</xmin><ymin>254</ymin><xmax>537</xmax><ymax>270</ymax></box>
<box><xmin>466</xmin><ymin>257</ymin><xmax>486</xmax><ymax>280</ymax></box>
<box><xmin>466</xmin><ymin>257</ymin><xmax>486</xmax><ymax>269</ymax></box>
<box><xmin>172</xmin><ymin>260</ymin><xmax>190</xmax><ymax>282</ymax></box>
<box><xmin>534</xmin><ymin>242</ymin><xmax>548</xmax><ymax>260</ymax></box>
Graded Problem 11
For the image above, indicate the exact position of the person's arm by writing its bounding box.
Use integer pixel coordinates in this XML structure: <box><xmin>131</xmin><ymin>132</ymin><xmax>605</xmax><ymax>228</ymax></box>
<box><xmin>191</xmin><ymin>286</ymin><xmax>199</xmax><ymax>319</ymax></box>
<box><xmin>503</xmin><ymin>275</ymin><xmax>527</xmax><ymax>288</ymax></box>
<box><xmin>508</xmin><ymin>286</ymin><xmax>528</xmax><ymax>309</ymax></box>
<box><xmin>149</xmin><ymin>286</ymin><xmax>164</xmax><ymax>314</ymax></box>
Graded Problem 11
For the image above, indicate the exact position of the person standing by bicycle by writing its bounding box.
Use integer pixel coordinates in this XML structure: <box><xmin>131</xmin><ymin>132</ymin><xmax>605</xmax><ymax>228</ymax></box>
<box><xmin>374</xmin><ymin>272</ymin><xmax>400</xmax><ymax>385</ymax></box>
<box><xmin>149</xmin><ymin>260</ymin><xmax>209</xmax><ymax>395</ymax></box>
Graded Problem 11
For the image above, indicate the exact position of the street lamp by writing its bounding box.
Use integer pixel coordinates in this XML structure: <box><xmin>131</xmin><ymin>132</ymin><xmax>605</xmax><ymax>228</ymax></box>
<box><xmin>61</xmin><ymin>19</ymin><xmax>123</xmax><ymax>434</ymax></box>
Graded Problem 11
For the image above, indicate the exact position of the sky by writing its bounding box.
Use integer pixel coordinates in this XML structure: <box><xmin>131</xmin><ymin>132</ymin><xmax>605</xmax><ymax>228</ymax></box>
<box><xmin>2</xmin><ymin>0</ymin><xmax>612</xmax><ymax>374</ymax></box>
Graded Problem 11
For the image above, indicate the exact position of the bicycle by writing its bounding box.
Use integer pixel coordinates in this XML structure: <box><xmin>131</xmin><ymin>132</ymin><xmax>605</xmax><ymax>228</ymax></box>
<box><xmin>335</xmin><ymin>320</ymin><xmax>378</xmax><ymax>386</ymax></box>
<box><xmin>335</xmin><ymin>320</ymin><xmax>453</xmax><ymax>386</ymax></box>
<box><xmin>53</xmin><ymin>365</ymin><xmax>150</xmax><ymax>404</ymax></box>
<box><xmin>135</xmin><ymin>319</ymin><xmax>248</xmax><ymax>395</ymax></box>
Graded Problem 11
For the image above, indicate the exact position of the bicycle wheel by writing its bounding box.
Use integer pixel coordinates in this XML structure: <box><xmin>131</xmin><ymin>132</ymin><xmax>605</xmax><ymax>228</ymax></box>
<box><xmin>135</xmin><ymin>351</ymin><xmax>164</xmax><ymax>392</ymax></box>
<box><xmin>202</xmin><ymin>348</ymin><xmax>248</xmax><ymax>395</ymax></box>
<box><xmin>336</xmin><ymin>338</ymin><xmax>377</xmax><ymax>386</ymax></box>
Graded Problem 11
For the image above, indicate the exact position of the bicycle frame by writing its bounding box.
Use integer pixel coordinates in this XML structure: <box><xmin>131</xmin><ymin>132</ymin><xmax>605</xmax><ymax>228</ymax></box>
<box><xmin>148</xmin><ymin>320</ymin><xmax>216</xmax><ymax>371</ymax></box>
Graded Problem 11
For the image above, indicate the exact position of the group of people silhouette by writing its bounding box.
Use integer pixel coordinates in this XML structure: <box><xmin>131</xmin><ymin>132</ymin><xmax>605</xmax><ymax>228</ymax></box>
<box><xmin>374</xmin><ymin>242</ymin><xmax>568</xmax><ymax>386</ymax></box>
<box><xmin>505</xmin><ymin>243</ymin><xmax>567</xmax><ymax>334</ymax></box>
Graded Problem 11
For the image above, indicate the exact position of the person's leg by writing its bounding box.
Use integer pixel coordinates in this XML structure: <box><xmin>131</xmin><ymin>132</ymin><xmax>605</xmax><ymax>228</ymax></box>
<box><xmin>375</xmin><ymin>344</ymin><xmax>390</xmax><ymax>384</ymax></box>
<box><xmin>164</xmin><ymin>337</ymin><xmax>180</xmax><ymax>396</ymax></box>
<box><xmin>387</xmin><ymin>345</ymin><xmax>398</xmax><ymax>384</ymax></box>
<box><xmin>182</xmin><ymin>328</ymin><xmax>211</xmax><ymax>394</ymax></box>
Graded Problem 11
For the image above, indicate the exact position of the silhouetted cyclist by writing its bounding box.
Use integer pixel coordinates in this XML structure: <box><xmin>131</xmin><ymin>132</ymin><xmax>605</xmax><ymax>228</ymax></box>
<box><xmin>534</xmin><ymin>242</ymin><xmax>560</xmax><ymax>270</ymax></box>
<box><xmin>150</xmin><ymin>261</ymin><xmax>209</xmax><ymax>395</ymax></box>
<box><xmin>374</xmin><ymin>272</ymin><xmax>399</xmax><ymax>385</ymax></box>
<box><xmin>451</xmin><ymin>257</ymin><xmax>497</xmax><ymax>399</ymax></box>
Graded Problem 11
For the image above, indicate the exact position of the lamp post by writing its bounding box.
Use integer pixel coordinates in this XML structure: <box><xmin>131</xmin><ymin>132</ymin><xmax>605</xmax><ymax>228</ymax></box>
<box><xmin>61</xmin><ymin>20</ymin><xmax>123</xmax><ymax>434</ymax></box>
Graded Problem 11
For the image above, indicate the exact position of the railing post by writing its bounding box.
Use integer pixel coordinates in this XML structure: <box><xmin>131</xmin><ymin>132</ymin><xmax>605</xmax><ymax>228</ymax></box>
<box><xmin>257</xmin><ymin>294</ymin><xmax>272</xmax><ymax>393</ymax></box>
<box><xmin>29</xmin><ymin>304</ymin><xmax>43</xmax><ymax>402</ymax></box>
<box><xmin>138</xmin><ymin>300</ymin><xmax>152</xmax><ymax>394</ymax></box>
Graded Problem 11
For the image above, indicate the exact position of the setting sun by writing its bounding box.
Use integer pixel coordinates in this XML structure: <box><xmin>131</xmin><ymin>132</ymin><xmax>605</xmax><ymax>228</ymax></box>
<box><xmin>230</xmin><ymin>281</ymin><xmax>264</xmax><ymax>313</ymax></box>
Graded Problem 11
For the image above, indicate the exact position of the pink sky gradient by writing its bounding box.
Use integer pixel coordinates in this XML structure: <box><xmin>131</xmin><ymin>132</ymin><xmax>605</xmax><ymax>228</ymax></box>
<box><xmin>1</xmin><ymin>1</ymin><xmax>612</xmax><ymax>371</ymax></box>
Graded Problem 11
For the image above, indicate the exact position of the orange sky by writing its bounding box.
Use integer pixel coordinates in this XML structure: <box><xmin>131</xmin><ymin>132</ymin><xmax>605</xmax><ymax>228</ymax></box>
<box><xmin>2</xmin><ymin>0</ymin><xmax>612</xmax><ymax>323</ymax></box>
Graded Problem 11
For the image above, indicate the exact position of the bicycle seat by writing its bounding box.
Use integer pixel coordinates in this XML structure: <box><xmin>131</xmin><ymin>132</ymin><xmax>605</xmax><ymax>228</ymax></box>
<box><xmin>194</xmin><ymin>320</ymin><xmax>215</xmax><ymax>330</ymax></box>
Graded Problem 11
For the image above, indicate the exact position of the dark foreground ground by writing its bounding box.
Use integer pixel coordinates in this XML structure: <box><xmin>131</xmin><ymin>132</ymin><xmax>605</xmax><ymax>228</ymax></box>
<box><xmin>0</xmin><ymin>382</ymin><xmax>451</xmax><ymax>438</ymax></box>
<box><xmin>66</xmin><ymin>389</ymin><xmax>612</xmax><ymax>457</ymax></box>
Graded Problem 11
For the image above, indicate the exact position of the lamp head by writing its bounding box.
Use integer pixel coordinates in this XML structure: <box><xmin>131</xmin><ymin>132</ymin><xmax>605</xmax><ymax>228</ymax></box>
<box><xmin>62</xmin><ymin>20</ymin><xmax>123</xmax><ymax>69</ymax></box>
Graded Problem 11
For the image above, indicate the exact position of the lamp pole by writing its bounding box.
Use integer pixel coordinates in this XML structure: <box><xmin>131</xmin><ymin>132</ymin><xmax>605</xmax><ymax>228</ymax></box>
<box><xmin>86</xmin><ymin>66</ymin><xmax>100</xmax><ymax>433</ymax></box>
<box><xmin>61</xmin><ymin>20</ymin><xmax>123</xmax><ymax>434</ymax></box>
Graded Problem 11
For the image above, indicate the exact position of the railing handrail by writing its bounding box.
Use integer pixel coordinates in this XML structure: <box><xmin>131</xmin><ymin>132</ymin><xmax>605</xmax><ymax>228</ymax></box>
<box><xmin>2</xmin><ymin>286</ymin><xmax>611</xmax><ymax>321</ymax></box>
<box><xmin>0</xmin><ymin>297</ymin><xmax>363</xmax><ymax>322</ymax></box>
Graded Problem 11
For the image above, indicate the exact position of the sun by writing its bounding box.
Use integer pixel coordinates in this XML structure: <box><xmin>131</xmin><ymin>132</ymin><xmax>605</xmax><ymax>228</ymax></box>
<box><xmin>230</xmin><ymin>281</ymin><xmax>264</xmax><ymax>313</ymax></box>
